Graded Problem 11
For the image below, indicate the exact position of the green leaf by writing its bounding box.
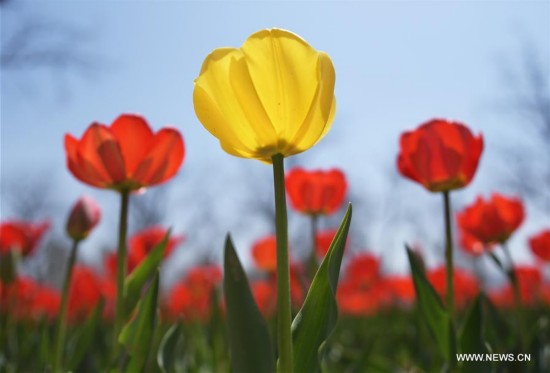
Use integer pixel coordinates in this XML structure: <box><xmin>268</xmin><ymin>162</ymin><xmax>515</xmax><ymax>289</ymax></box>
<box><xmin>224</xmin><ymin>235</ymin><xmax>275</xmax><ymax>373</ymax></box>
<box><xmin>157</xmin><ymin>323</ymin><xmax>182</xmax><ymax>373</ymax></box>
<box><xmin>119</xmin><ymin>271</ymin><xmax>160</xmax><ymax>372</ymax></box>
<box><xmin>459</xmin><ymin>294</ymin><xmax>491</xmax><ymax>372</ymax></box>
<box><xmin>124</xmin><ymin>230</ymin><xmax>169</xmax><ymax>314</ymax></box>
<box><xmin>291</xmin><ymin>204</ymin><xmax>352</xmax><ymax>373</ymax></box>
<box><xmin>406</xmin><ymin>246</ymin><xmax>456</xmax><ymax>363</ymax></box>
<box><xmin>66</xmin><ymin>300</ymin><xmax>104</xmax><ymax>371</ymax></box>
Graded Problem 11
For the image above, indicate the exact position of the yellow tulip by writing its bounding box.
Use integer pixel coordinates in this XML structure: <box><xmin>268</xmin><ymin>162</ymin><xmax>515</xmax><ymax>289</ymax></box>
<box><xmin>193</xmin><ymin>28</ymin><xmax>336</xmax><ymax>163</ymax></box>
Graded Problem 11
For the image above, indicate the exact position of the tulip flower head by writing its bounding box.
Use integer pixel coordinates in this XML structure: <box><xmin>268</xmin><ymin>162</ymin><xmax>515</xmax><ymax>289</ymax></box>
<box><xmin>457</xmin><ymin>193</ymin><xmax>525</xmax><ymax>246</ymax></box>
<box><xmin>529</xmin><ymin>229</ymin><xmax>550</xmax><ymax>262</ymax></box>
<box><xmin>66</xmin><ymin>196</ymin><xmax>101</xmax><ymax>241</ymax></box>
<box><xmin>64</xmin><ymin>114</ymin><xmax>184</xmax><ymax>191</ymax></box>
<box><xmin>193</xmin><ymin>28</ymin><xmax>336</xmax><ymax>163</ymax></box>
<box><xmin>286</xmin><ymin>168</ymin><xmax>347</xmax><ymax>215</ymax></box>
<box><xmin>251</xmin><ymin>235</ymin><xmax>278</xmax><ymax>272</ymax></box>
<box><xmin>0</xmin><ymin>221</ymin><xmax>50</xmax><ymax>257</ymax></box>
<box><xmin>397</xmin><ymin>119</ymin><xmax>483</xmax><ymax>192</ymax></box>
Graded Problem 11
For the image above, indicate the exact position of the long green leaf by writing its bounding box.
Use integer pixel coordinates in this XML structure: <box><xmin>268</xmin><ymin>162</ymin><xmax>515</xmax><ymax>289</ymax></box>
<box><xmin>406</xmin><ymin>246</ymin><xmax>455</xmax><ymax>363</ymax></box>
<box><xmin>119</xmin><ymin>271</ymin><xmax>160</xmax><ymax>372</ymax></box>
<box><xmin>66</xmin><ymin>300</ymin><xmax>104</xmax><ymax>371</ymax></box>
<box><xmin>459</xmin><ymin>294</ymin><xmax>491</xmax><ymax>372</ymax></box>
<box><xmin>124</xmin><ymin>230</ymin><xmax>170</xmax><ymax>314</ymax></box>
<box><xmin>224</xmin><ymin>235</ymin><xmax>275</xmax><ymax>373</ymax></box>
<box><xmin>157</xmin><ymin>323</ymin><xmax>182</xmax><ymax>373</ymax></box>
<box><xmin>291</xmin><ymin>204</ymin><xmax>352</xmax><ymax>373</ymax></box>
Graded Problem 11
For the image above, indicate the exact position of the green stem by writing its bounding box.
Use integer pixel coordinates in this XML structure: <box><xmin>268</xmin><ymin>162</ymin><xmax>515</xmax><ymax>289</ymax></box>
<box><xmin>307</xmin><ymin>214</ymin><xmax>319</xmax><ymax>280</ymax></box>
<box><xmin>501</xmin><ymin>242</ymin><xmax>527</xmax><ymax>350</ymax></box>
<box><xmin>53</xmin><ymin>239</ymin><xmax>79</xmax><ymax>372</ymax></box>
<box><xmin>442</xmin><ymin>191</ymin><xmax>456</xmax><ymax>370</ymax></box>
<box><xmin>113</xmin><ymin>190</ymin><xmax>130</xmax><ymax>357</ymax></box>
<box><xmin>442</xmin><ymin>191</ymin><xmax>454</xmax><ymax>319</ymax></box>
<box><xmin>271</xmin><ymin>154</ymin><xmax>293</xmax><ymax>373</ymax></box>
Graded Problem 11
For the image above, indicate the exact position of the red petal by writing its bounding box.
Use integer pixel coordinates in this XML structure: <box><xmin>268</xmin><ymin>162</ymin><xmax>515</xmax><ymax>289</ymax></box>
<box><xmin>110</xmin><ymin>114</ymin><xmax>154</xmax><ymax>175</ymax></box>
<box><xmin>133</xmin><ymin>128</ymin><xmax>184</xmax><ymax>186</ymax></box>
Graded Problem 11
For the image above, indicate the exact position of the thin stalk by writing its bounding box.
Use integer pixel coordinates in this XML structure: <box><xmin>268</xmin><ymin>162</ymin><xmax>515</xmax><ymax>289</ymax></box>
<box><xmin>271</xmin><ymin>154</ymin><xmax>293</xmax><ymax>373</ymax></box>
<box><xmin>53</xmin><ymin>239</ymin><xmax>79</xmax><ymax>372</ymax></box>
<box><xmin>113</xmin><ymin>190</ymin><xmax>130</xmax><ymax>357</ymax></box>
<box><xmin>501</xmin><ymin>242</ymin><xmax>527</xmax><ymax>350</ymax></box>
<box><xmin>307</xmin><ymin>214</ymin><xmax>319</xmax><ymax>279</ymax></box>
<box><xmin>442</xmin><ymin>191</ymin><xmax>454</xmax><ymax>318</ymax></box>
<box><xmin>442</xmin><ymin>191</ymin><xmax>456</xmax><ymax>371</ymax></box>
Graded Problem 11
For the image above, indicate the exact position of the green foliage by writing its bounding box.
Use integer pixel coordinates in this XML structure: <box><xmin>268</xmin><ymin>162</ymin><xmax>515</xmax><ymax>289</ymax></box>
<box><xmin>291</xmin><ymin>204</ymin><xmax>352</xmax><ymax>373</ymax></box>
<box><xmin>124</xmin><ymin>230</ymin><xmax>170</xmax><ymax>316</ymax></box>
<box><xmin>406</xmin><ymin>247</ymin><xmax>456</xmax><ymax>364</ymax></box>
<box><xmin>119</xmin><ymin>271</ymin><xmax>160</xmax><ymax>372</ymax></box>
<box><xmin>223</xmin><ymin>235</ymin><xmax>275</xmax><ymax>373</ymax></box>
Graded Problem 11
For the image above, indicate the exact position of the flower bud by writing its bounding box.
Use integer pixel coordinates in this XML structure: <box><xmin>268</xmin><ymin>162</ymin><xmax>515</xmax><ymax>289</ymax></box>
<box><xmin>66</xmin><ymin>196</ymin><xmax>101</xmax><ymax>241</ymax></box>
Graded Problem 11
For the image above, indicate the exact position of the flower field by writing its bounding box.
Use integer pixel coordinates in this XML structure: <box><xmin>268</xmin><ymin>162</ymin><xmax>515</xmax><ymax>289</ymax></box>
<box><xmin>1</xmin><ymin>26</ymin><xmax>549</xmax><ymax>373</ymax></box>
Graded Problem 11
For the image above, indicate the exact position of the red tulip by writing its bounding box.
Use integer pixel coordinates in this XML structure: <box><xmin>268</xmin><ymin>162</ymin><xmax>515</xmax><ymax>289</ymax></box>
<box><xmin>164</xmin><ymin>264</ymin><xmax>222</xmax><ymax>322</ymax></box>
<box><xmin>0</xmin><ymin>221</ymin><xmax>50</xmax><ymax>257</ymax></box>
<box><xmin>385</xmin><ymin>275</ymin><xmax>415</xmax><ymax>306</ymax></box>
<box><xmin>336</xmin><ymin>279</ymin><xmax>391</xmax><ymax>316</ymax></box>
<box><xmin>459</xmin><ymin>230</ymin><xmax>492</xmax><ymax>257</ymax></box>
<box><xmin>64</xmin><ymin>114</ymin><xmax>184</xmax><ymax>191</ymax></box>
<box><xmin>397</xmin><ymin>119</ymin><xmax>483</xmax><ymax>192</ymax></box>
<box><xmin>128</xmin><ymin>227</ymin><xmax>183</xmax><ymax>266</ymax></box>
<box><xmin>251</xmin><ymin>235</ymin><xmax>278</xmax><ymax>272</ymax></box>
<box><xmin>68</xmin><ymin>266</ymin><xmax>103</xmax><ymax>322</ymax></box>
<box><xmin>457</xmin><ymin>193</ymin><xmax>524</xmax><ymax>245</ymax></box>
<box><xmin>489</xmin><ymin>266</ymin><xmax>543</xmax><ymax>307</ymax></box>
<box><xmin>285</xmin><ymin>168</ymin><xmax>347</xmax><ymax>215</ymax></box>
<box><xmin>251</xmin><ymin>280</ymin><xmax>277</xmax><ymax>317</ymax></box>
<box><xmin>315</xmin><ymin>229</ymin><xmax>347</xmax><ymax>259</ymax></box>
<box><xmin>343</xmin><ymin>253</ymin><xmax>381</xmax><ymax>289</ymax></box>
<box><xmin>427</xmin><ymin>266</ymin><xmax>479</xmax><ymax>309</ymax></box>
<box><xmin>529</xmin><ymin>229</ymin><xmax>550</xmax><ymax>262</ymax></box>
<box><xmin>66</xmin><ymin>196</ymin><xmax>101</xmax><ymax>241</ymax></box>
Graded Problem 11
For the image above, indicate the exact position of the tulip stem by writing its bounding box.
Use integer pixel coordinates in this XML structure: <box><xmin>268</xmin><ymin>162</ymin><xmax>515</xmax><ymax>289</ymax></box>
<box><xmin>308</xmin><ymin>214</ymin><xmax>319</xmax><ymax>279</ymax></box>
<box><xmin>53</xmin><ymin>239</ymin><xmax>79</xmax><ymax>372</ymax></box>
<box><xmin>442</xmin><ymin>191</ymin><xmax>456</xmax><ymax>370</ymax></box>
<box><xmin>113</xmin><ymin>190</ymin><xmax>130</xmax><ymax>359</ymax></box>
<box><xmin>501</xmin><ymin>243</ymin><xmax>527</xmax><ymax>350</ymax></box>
<box><xmin>271</xmin><ymin>153</ymin><xmax>293</xmax><ymax>373</ymax></box>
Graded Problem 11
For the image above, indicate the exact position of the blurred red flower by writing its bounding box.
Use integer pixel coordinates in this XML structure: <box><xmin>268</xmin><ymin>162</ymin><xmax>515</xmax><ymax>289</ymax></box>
<box><xmin>0</xmin><ymin>277</ymin><xmax>60</xmax><ymax>322</ymax></box>
<box><xmin>490</xmin><ymin>267</ymin><xmax>543</xmax><ymax>308</ymax></box>
<box><xmin>0</xmin><ymin>221</ymin><xmax>50</xmax><ymax>257</ymax></box>
<box><xmin>385</xmin><ymin>275</ymin><xmax>416</xmax><ymax>306</ymax></box>
<box><xmin>251</xmin><ymin>279</ymin><xmax>277</xmax><ymax>318</ymax></box>
<box><xmin>459</xmin><ymin>230</ymin><xmax>492</xmax><ymax>257</ymax></box>
<box><xmin>128</xmin><ymin>227</ymin><xmax>183</xmax><ymax>266</ymax></box>
<box><xmin>64</xmin><ymin>114</ymin><xmax>184</xmax><ymax>191</ymax></box>
<box><xmin>344</xmin><ymin>253</ymin><xmax>381</xmax><ymax>289</ymax></box>
<box><xmin>251</xmin><ymin>235</ymin><xmax>278</xmax><ymax>272</ymax></box>
<box><xmin>397</xmin><ymin>119</ymin><xmax>483</xmax><ymax>192</ymax></box>
<box><xmin>315</xmin><ymin>229</ymin><xmax>348</xmax><ymax>259</ymax></box>
<box><xmin>457</xmin><ymin>193</ymin><xmax>524</xmax><ymax>246</ymax></box>
<box><xmin>285</xmin><ymin>168</ymin><xmax>347</xmax><ymax>215</ymax></box>
<box><xmin>427</xmin><ymin>266</ymin><xmax>479</xmax><ymax>309</ymax></box>
<box><xmin>164</xmin><ymin>264</ymin><xmax>222</xmax><ymax>322</ymax></box>
<box><xmin>529</xmin><ymin>229</ymin><xmax>550</xmax><ymax>262</ymax></box>
<box><xmin>68</xmin><ymin>266</ymin><xmax>104</xmax><ymax>322</ymax></box>
<box><xmin>66</xmin><ymin>196</ymin><xmax>101</xmax><ymax>241</ymax></box>
<box><xmin>104</xmin><ymin>227</ymin><xmax>183</xmax><ymax>278</ymax></box>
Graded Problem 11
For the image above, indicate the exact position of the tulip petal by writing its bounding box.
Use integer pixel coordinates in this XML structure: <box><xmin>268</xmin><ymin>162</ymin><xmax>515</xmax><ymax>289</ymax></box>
<box><xmin>287</xmin><ymin>52</ymin><xmax>336</xmax><ymax>154</ymax></box>
<box><xmin>194</xmin><ymin>48</ymin><xmax>276</xmax><ymax>158</ymax></box>
<box><xmin>77</xmin><ymin>124</ymin><xmax>126</xmax><ymax>185</ymax></box>
<box><xmin>64</xmin><ymin>134</ymin><xmax>107</xmax><ymax>187</ymax></box>
<box><xmin>133</xmin><ymin>128</ymin><xmax>184</xmax><ymax>186</ymax></box>
<box><xmin>241</xmin><ymin>29</ymin><xmax>329</xmax><ymax>144</ymax></box>
<box><xmin>110</xmin><ymin>114</ymin><xmax>154</xmax><ymax>175</ymax></box>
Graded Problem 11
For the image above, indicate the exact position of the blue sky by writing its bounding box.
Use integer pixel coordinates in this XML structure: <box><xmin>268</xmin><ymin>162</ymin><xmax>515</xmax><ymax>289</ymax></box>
<box><xmin>2</xmin><ymin>1</ymin><xmax>549</xmax><ymax>282</ymax></box>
